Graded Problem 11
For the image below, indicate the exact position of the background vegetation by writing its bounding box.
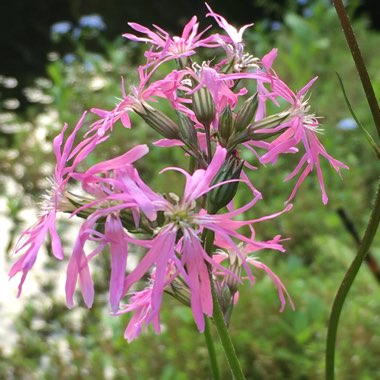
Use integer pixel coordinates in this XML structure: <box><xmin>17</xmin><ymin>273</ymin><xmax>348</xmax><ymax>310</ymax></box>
<box><xmin>1</xmin><ymin>0</ymin><xmax>379</xmax><ymax>378</ymax></box>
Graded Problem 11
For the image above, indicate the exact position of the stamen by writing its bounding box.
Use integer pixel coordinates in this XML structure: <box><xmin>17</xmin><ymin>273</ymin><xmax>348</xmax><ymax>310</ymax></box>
<box><xmin>38</xmin><ymin>176</ymin><xmax>60</xmax><ymax>216</ymax></box>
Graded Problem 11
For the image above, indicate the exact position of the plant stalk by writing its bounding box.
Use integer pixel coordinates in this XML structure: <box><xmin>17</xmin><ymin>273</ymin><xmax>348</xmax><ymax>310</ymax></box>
<box><xmin>210</xmin><ymin>277</ymin><xmax>246</xmax><ymax>380</ymax></box>
<box><xmin>202</xmin><ymin>229</ymin><xmax>246</xmax><ymax>380</ymax></box>
<box><xmin>332</xmin><ymin>0</ymin><xmax>380</xmax><ymax>139</ymax></box>
<box><xmin>326</xmin><ymin>180</ymin><xmax>380</xmax><ymax>379</ymax></box>
<box><xmin>204</xmin><ymin>318</ymin><xmax>221</xmax><ymax>380</ymax></box>
<box><xmin>326</xmin><ymin>2</ymin><xmax>380</xmax><ymax>379</ymax></box>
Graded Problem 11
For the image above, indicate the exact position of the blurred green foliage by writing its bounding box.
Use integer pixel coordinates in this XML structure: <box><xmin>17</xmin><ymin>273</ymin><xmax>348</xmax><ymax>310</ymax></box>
<box><xmin>1</xmin><ymin>0</ymin><xmax>380</xmax><ymax>379</ymax></box>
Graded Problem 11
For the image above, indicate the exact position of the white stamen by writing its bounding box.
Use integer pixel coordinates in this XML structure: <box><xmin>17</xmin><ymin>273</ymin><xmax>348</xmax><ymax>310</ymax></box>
<box><xmin>38</xmin><ymin>177</ymin><xmax>60</xmax><ymax>216</ymax></box>
<box><xmin>293</xmin><ymin>95</ymin><xmax>324</xmax><ymax>134</ymax></box>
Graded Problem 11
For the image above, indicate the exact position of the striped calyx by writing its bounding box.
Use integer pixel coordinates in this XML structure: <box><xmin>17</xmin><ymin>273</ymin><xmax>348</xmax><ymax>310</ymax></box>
<box><xmin>192</xmin><ymin>86</ymin><xmax>215</xmax><ymax>126</ymax></box>
<box><xmin>134</xmin><ymin>102</ymin><xmax>181</xmax><ymax>140</ymax></box>
<box><xmin>234</xmin><ymin>93</ymin><xmax>258</xmax><ymax>132</ymax></box>
<box><xmin>207</xmin><ymin>154</ymin><xmax>244</xmax><ymax>214</ymax></box>
<box><xmin>177</xmin><ymin>111</ymin><xmax>199</xmax><ymax>151</ymax></box>
<box><xmin>219</xmin><ymin>105</ymin><xmax>234</xmax><ymax>146</ymax></box>
<box><xmin>248</xmin><ymin>110</ymin><xmax>290</xmax><ymax>139</ymax></box>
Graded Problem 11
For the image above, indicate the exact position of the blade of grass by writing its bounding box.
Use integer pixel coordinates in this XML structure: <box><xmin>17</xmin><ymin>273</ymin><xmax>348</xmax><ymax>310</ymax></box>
<box><xmin>336</xmin><ymin>73</ymin><xmax>380</xmax><ymax>159</ymax></box>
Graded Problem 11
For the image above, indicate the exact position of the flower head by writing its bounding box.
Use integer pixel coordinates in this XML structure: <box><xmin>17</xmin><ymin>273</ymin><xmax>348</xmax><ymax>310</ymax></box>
<box><xmin>9</xmin><ymin>113</ymin><xmax>99</xmax><ymax>296</ymax></box>
<box><xmin>119</xmin><ymin>145</ymin><xmax>287</xmax><ymax>332</ymax></box>
<box><xmin>205</xmin><ymin>3</ymin><xmax>257</xmax><ymax>70</ymax></box>
<box><xmin>259</xmin><ymin>77</ymin><xmax>349</xmax><ymax>204</ymax></box>
<box><xmin>123</xmin><ymin>16</ymin><xmax>217</xmax><ymax>62</ymax></box>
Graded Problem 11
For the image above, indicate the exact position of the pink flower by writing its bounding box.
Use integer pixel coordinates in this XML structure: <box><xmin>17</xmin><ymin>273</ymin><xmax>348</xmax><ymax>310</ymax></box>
<box><xmin>179</xmin><ymin>64</ymin><xmax>248</xmax><ymax>145</ymax></box>
<box><xmin>246</xmin><ymin>257</ymin><xmax>294</xmax><ymax>312</ymax></box>
<box><xmin>9</xmin><ymin>113</ymin><xmax>99</xmax><ymax>297</ymax></box>
<box><xmin>65</xmin><ymin>207</ymin><xmax>150</xmax><ymax>311</ymax></box>
<box><xmin>123</xmin><ymin>16</ymin><xmax>217</xmax><ymax>62</ymax></box>
<box><xmin>122</xmin><ymin>227</ymin><xmax>178</xmax><ymax>322</ymax></box>
<box><xmin>119</xmin><ymin>147</ymin><xmax>225</xmax><ymax>331</ymax></box>
<box><xmin>65</xmin><ymin>146</ymin><xmax>158</xmax><ymax>310</ymax></box>
<box><xmin>116</xmin><ymin>261</ymin><xmax>177</xmax><ymax>342</ymax></box>
<box><xmin>106</xmin><ymin>214</ymin><xmax>132</xmax><ymax>313</ymax></box>
<box><xmin>73</xmin><ymin>144</ymin><xmax>162</xmax><ymax>221</ymax></box>
<box><xmin>117</xmin><ymin>286</ymin><xmax>160</xmax><ymax>343</ymax></box>
<box><xmin>259</xmin><ymin>77</ymin><xmax>349</xmax><ymax>204</ymax></box>
<box><xmin>219</xmin><ymin>61</ymin><xmax>348</xmax><ymax>204</ymax></box>
<box><xmin>205</xmin><ymin>3</ymin><xmax>253</xmax><ymax>55</ymax></box>
<box><xmin>256</xmin><ymin>48</ymin><xmax>280</xmax><ymax>120</ymax></box>
<box><xmin>213</xmin><ymin>234</ymin><xmax>294</xmax><ymax>313</ymax></box>
<box><xmin>88</xmin><ymin>67</ymin><xmax>190</xmax><ymax>138</ymax></box>
<box><xmin>205</xmin><ymin>3</ymin><xmax>257</xmax><ymax>71</ymax></box>
<box><xmin>189</xmin><ymin>65</ymin><xmax>244</xmax><ymax>126</ymax></box>
<box><xmin>121</xmin><ymin>145</ymin><xmax>281</xmax><ymax>332</ymax></box>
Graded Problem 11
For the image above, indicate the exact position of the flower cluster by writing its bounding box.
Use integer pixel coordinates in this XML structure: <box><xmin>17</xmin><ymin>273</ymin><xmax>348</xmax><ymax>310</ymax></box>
<box><xmin>10</xmin><ymin>4</ymin><xmax>346</xmax><ymax>342</ymax></box>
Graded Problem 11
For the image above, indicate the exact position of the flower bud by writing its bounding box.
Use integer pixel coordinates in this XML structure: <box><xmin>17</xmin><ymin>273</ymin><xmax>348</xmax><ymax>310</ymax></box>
<box><xmin>192</xmin><ymin>86</ymin><xmax>215</xmax><ymax>126</ymax></box>
<box><xmin>234</xmin><ymin>93</ymin><xmax>258</xmax><ymax>132</ymax></box>
<box><xmin>62</xmin><ymin>192</ymin><xmax>147</xmax><ymax>233</ymax></box>
<box><xmin>218</xmin><ymin>105</ymin><xmax>234</xmax><ymax>146</ymax></box>
<box><xmin>217</xmin><ymin>283</ymin><xmax>234</xmax><ymax>323</ymax></box>
<box><xmin>166</xmin><ymin>277</ymin><xmax>191</xmax><ymax>307</ymax></box>
<box><xmin>134</xmin><ymin>101</ymin><xmax>181</xmax><ymax>140</ymax></box>
<box><xmin>224</xmin><ymin>251</ymin><xmax>242</xmax><ymax>295</ymax></box>
<box><xmin>248</xmin><ymin>110</ymin><xmax>290</xmax><ymax>139</ymax></box>
<box><xmin>176</xmin><ymin>111</ymin><xmax>199</xmax><ymax>150</ymax></box>
<box><xmin>207</xmin><ymin>154</ymin><xmax>244</xmax><ymax>214</ymax></box>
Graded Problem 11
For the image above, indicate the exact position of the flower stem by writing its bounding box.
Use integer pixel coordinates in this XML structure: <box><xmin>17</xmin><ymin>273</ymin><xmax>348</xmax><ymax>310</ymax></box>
<box><xmin>202</xmin><ymin>228</ymin><xmax>246</xmax><ymax>380</ymax></box>
<box><xmin>204</xmin><ymin>318</ymin><xmax>221</xmax><ymax>380</ymax></box>
<box><xmin>332</xmin><ymin>0</ymin><xmax>380</xmax><ymax>139</ymax></box>
<box><xmin>326</xmin><ymin>2</ymin><xmax>380</xmax><ymax>379</ymax></box>
<box><xmin>210</xmin><ymin>277</ymin><xmax>246</xmax><ymax>380</ymax></box>
<box><xmin>326</xmin><ymin>180</ymin><xmax>380</xmax><ymax>380</ymax></box>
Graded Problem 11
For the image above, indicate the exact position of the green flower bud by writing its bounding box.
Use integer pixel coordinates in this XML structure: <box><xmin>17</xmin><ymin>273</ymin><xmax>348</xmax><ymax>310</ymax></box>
<box><xmin>234</xmin><ymin>93</ymin><xmax>258</xmax><ymax>132</ymax></box>
<box><xmin>134</xmin><ymin>101</ymin><xmax>181</xmax><ymax>140</ymax></box>
<box><xmin>219</xmin><ymin>105</ymin><xmax>234</xmax><ymax>146</ymax></box>
<box><xmin>224</xmin><ymin>251</ymin><xmax>242</xmax><ymax>295</ymax></box>
<box><xmin>217</xmin><ymin>283</ymin><xmax>234</xmax><ymax>323</ymax></box>
<box><xmin>207</xmin><ymin>154</ymin><xmax>244</xmax><ymax>214</ymax></box>
<box><xmin>192</xmin><ymin>86</ymin><xmax>215</xmax><ymax>126</ymax></box>
<box><xmin>63</xmin><ymin>192</ymin><xmax>150</xmax><ymax>234</ymax></box>
<box><xmin>166</xmin><ymin>277</ymin><xmax>191</xmax><ymax>307</ymax></box>
<box><xmin>248</xmin><ymin>110</ymin><xmax>290</xmax><ymax>140</ymax></box>
<box><xmin>176</xmin><ymin>111</ymin><xmax>199</xmax><ymax>150</ymax></box>
<box><xmin>61</xmin><ymin>191</ymin><xmax>96</xmax><ymax>218</ymax></box>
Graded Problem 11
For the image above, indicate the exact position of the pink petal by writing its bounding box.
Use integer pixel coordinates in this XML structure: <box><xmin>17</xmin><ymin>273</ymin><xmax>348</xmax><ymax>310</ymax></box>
<box><xmin>85</xmin><ymin>145</ymin><xmax>149</xmax><ymax>175</ymax></box>
<box><xmin>106</xmin><ymin>215</ymin><xmax>129</xmax><ymax>313</ymax></box>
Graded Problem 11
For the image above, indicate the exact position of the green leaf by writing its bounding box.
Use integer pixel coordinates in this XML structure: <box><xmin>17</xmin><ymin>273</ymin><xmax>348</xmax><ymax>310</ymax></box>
<box><xmin>336</xmin><ymin>72</ymin><xmax>380</xmax><ymax>160</ymax></box>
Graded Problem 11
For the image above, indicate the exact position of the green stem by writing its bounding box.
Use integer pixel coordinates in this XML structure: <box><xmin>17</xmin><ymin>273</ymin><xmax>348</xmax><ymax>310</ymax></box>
<box><xmin>332</xmin><ymin>0</ymin><xmax>380</xmax><ymax>139</ymax></box>
<box><xmin>326</xmin><ymin>180</ymin><xmax>380</xmax><ymax>380</ymax></box>
<box><xmin>202</xmin><ymin>229</ymin><xmax>246</xmax><ymax>380</ymax></box>
<box><xmin>210</xmin><ymin>276</ymin><xmax>246</xmax><ymax>380</ymax></box>
<box><xmin>326</xmin><ymin>3</ymin><xmax>380</xmax><ymax>379</ymax></box>
<box><xmin>204</xmin><ymin>318</ymin><xmax>221</xmax><ymax>380</ymax></box>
